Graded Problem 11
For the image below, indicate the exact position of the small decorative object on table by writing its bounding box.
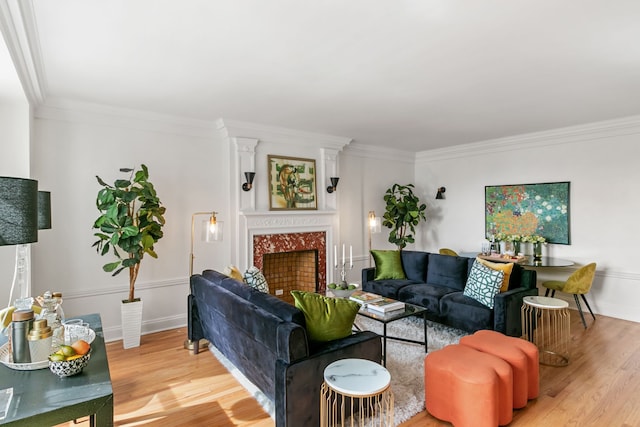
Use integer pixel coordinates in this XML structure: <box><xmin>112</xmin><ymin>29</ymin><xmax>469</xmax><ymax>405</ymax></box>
<box><xmin>328</xmin><ymin>283</ymin><xmax>359</xmax><ymax>299</ymax></box>
<box><xmin>522</xmin><ymin>235</ymin><xmax>546</xmax><ymax>260</ymax></box>
<box><xmin>49</xmin><ymin>350</ymin><xmax>91</xmax><ymax>377</ymax></box>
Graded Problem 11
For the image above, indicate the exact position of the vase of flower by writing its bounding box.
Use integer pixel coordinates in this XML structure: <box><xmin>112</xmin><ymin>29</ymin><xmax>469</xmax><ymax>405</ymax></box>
<box><xmin>513</xmin><ymin>241</ymin><xmax>521</xmax><ymax>255</ymax></box>
<box><xmin>533</xmin><ymin>242</ymin><xmax>543</xmax><ymax>260</ymax></box>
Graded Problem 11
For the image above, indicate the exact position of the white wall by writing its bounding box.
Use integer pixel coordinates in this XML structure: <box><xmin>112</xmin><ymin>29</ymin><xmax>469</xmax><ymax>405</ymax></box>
<box><xmin>338</xmin><ymin>144</ymin><xmax>417</xmax><ymax>283</ymax></box>
<box><xmin>415</xmin><ymin>120</ymin><xmax>640</xmax><ymax>322</ymax></box>
<box><xmin>0</xmin><ymin>38</ymin><xmax>30</xmax><ymax>308</ymax></box>
<box><xmin>30</xmin><ymin>106</ymin><xmax>232</xmax><ymax>340</ymax></box>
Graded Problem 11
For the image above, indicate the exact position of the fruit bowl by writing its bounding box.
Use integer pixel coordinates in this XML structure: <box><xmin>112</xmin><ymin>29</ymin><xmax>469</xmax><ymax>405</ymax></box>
<box><xmin>329</xmin><ymin>283</ymin><xmax>359</xmax><ymax>298</ymax></box>
<box><xmin>49</xmin><ymin>350</ymin><xmax>91</xmax><ymax>377</ymax></box>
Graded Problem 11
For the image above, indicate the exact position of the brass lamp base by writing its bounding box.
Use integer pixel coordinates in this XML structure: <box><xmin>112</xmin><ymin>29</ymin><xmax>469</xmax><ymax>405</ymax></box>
<box><xmin>184</xmin><ymin>339</ymin><xmax>210</xmax><ymax>354</ymax></box>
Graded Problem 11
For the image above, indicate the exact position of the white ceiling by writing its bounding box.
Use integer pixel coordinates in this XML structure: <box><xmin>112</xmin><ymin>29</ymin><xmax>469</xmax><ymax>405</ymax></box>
<box><xmin>14</xmin><ymin>1</ymin><xmax>640</xmax><ymax>151</ymax></box>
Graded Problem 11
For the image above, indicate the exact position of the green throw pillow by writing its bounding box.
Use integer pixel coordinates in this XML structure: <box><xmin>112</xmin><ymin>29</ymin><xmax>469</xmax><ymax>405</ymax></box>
<box><xmin>291</xmin><ymin>291</ymin><xmax>360</xmax><ymax>342</ymax></box>
<box><xmin>463</xmin><ymin>260</ymin><xmax>504</xmax><ymax>309</ymax></box>
<box><xmin>371</xmin><ymin>250</ymin><xmax>407</xmax><ymax>280</ymax></box>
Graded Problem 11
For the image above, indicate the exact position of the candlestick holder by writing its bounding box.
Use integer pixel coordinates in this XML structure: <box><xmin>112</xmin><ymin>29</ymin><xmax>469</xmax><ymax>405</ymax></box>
<box><xmin>335</xmin><ymin>262</ymin><xmax>353</xmax><ymax>287</ymax></box>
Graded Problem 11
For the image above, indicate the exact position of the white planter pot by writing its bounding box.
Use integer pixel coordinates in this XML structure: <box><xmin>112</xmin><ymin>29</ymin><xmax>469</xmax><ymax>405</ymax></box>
<box><xmin>121</xmin><ymin>299</ymin><xmax>143</xmax><ymax>349</ymax></box>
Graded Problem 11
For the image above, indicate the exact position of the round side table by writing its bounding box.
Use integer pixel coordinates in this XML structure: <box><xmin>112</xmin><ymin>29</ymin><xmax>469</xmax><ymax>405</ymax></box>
<box><xmin>521</xmin><ymin>296</ymin><xmax>570</xmax><ymax>366</ymax></box>
<box><xmin>321</xmin><ymin>358</ymin><xmax>394</xmax><ymax>426</ymax></box>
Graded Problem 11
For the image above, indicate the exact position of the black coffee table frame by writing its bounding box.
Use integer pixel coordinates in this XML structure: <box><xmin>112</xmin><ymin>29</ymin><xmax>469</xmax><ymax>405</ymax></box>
<box><xmin>355</xmin><ymin>302</ymin><xmax>428</xmax><ymax>366</ymax></box>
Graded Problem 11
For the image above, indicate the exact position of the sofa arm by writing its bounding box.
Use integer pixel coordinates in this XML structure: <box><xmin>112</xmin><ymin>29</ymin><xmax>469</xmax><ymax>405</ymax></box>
<box><xmin>362</xmin><ymin>267</ymin><xmax>376</xmax><ymax>290</ymax></box>
<box><xmin>520</xmin><ymin>269</ymin><xmax>537</xmax><ymax>290</ymax></box>
<box><xmin>275</xmin><ymin>331</ymin><xmax>381</xmax><ymax>427</ymax></box>
<box><xmin>494</xmin><ymin>286</ymin><xmax>539</xmax><ymax>337</ymax></box>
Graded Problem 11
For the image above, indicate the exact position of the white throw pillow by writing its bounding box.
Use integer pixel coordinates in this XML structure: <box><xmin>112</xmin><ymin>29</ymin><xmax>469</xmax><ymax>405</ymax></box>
<box><xmin>244</xmin><ymin>266</ymin><xmax>269</xmax><ymax>293</ymax></box>
<box><xmin>463</xmin><ymin>260</ymin><xmax>504</xmax><ymax>309</ymax></box>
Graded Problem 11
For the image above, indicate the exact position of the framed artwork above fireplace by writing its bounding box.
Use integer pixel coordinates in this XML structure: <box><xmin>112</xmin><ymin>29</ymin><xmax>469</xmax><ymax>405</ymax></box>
<box><xmin>268</xmin><ymin>155</ymin><xmax>318</xmax><ymax>210</ymax></box>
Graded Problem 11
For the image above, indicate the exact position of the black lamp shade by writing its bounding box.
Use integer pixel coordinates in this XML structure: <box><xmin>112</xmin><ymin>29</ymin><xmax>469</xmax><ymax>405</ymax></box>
<box><xmin>0</xmin><ymin>177</ymin><xmax>39</xmax><ymax>245</ymax></box>
<box><xmin>38</xmin><ymin>191</ymin><xmax>52</xmax><ymax>230</ymax></box>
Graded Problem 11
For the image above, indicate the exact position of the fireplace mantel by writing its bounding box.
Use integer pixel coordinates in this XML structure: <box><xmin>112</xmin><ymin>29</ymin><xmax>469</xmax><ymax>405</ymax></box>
<box><xmin>237</xmin><ymin>210</ymin><xmax>339</xmax><ymax>284</ymax></box>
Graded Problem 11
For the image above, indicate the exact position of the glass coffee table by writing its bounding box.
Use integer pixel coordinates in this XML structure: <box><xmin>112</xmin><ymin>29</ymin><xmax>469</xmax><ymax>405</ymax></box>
<box><xmin>355</xmin><ymin>301</ymin><xmax>428</xmax><ymax>366</ymax></box>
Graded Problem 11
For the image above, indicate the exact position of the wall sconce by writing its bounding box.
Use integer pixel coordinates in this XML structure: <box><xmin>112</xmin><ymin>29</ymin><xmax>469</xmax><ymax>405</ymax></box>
<box><xmin>190</xmin><ymin>211</ymin><xmax>222</xmax><ymax>276</ymax></box>
<box><xmin>327</xmin><ymin>177</ymin><xmax>340</xmax><ymax>193</ymax></box>
<box><xmin>242</xmin><ymin>172</ymin><xmax>255</xmax><ymax>191</ymax></box>
<box><xmin>368</xmin><ymin>210</ymin><xmax>382</xmax><ymax>266</ymax></box>
<box><xmin>436</xmin><ymin>187</ymin><xmax>446</xmax><ymax>199</ymax></box>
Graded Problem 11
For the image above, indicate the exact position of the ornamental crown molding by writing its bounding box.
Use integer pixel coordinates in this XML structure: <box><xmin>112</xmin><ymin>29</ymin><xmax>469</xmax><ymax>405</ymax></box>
<box><xmin>34</xmin><ymin>97</ymin><xmax>217</xmax><ymax>138</ymax></box>
<box><xmin>417</xmin><ymin>114</ymin><xmax>640</xmax><ymax>162</ymax></box>
<box><xmin>216</xmin><ymin>118</ymin><xmax>351</xmax><ymax>150</ymax></box>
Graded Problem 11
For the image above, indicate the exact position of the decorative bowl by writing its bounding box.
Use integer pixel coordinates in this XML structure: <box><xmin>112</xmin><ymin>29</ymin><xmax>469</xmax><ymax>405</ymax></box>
<box><xmin>329</xmin><ymin>283</ymin><xmax>360</xmax><ymax>299</ymax></box>
<box><xmin>49</xmin><ymin>350</ymin><xmax>91</xmax><ymax>377</ymax></box>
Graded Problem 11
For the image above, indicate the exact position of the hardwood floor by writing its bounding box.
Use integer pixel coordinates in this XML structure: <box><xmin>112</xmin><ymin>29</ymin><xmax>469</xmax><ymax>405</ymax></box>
<box><xmin>56</xmin><ymin>311</ymin><xmax>640</xmax><ymax>427</ymax></box>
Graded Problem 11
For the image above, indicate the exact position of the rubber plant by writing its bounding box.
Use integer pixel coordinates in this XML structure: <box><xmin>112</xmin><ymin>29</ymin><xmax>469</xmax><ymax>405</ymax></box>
<box><xmin>92</xmin><ymin>164</ymin><xmax>166</xmax><ymax>302</ymax></box>
<box><xmin>382</xmin><ymin>183</ymin><xmax>427</xmax><ymax>250</ymax></box>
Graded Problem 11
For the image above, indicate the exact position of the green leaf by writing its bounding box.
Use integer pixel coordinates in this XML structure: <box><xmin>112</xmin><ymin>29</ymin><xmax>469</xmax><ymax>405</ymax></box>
<box><xmin>103</xmin><ymin>261</ymin><xmax>121</xmax><ymax>272</ymax></box>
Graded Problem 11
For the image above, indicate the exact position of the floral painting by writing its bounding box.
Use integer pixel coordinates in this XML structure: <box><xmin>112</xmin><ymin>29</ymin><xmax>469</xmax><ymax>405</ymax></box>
<box><xmin>268</xmin><ymin>155</ymin><xmax>317</xmax><ymax>210</ymax></box>
<box><xmin>485</xmin><ymin>182</ymin><xmax>570</xmax><ymax>244</ymax></box>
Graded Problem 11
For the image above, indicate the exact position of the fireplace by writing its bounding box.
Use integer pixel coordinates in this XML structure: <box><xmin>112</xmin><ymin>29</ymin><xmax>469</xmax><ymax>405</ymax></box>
<box><xmin>253</xmin><ymin>231</ymin><xmax>327</xmax><ymax>303</ymax></box>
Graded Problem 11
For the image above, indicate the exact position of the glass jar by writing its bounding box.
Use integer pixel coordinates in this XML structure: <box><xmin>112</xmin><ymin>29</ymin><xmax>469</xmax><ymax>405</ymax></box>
<box><xmin>39</xmin><ymin>291</ymin><xmax>64</xmax><ymax>349</ymax></box>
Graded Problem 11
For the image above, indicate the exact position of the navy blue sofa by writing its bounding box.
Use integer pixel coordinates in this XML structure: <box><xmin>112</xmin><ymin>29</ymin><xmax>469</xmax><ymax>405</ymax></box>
<box><xmin>362</xmin><ymin>252</ymin><xmax>538</xmax><ymax>336</ymax></box>
<box><xmin>188</xmin><ymin>269</ymin><xmax>382</xmax><ymax>427</ymax></box>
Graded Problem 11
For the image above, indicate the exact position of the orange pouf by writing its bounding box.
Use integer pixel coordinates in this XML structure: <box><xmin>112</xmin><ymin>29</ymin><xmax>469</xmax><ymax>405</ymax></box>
<box><xmin>424</xmin><ymin>344</ymin><xmax>513</xmax><ymax>427</ymax></box>
<box><xmin>460</xmin><ymin>330</ymin><xmax>539</xmax><ymax>408</ymax></box>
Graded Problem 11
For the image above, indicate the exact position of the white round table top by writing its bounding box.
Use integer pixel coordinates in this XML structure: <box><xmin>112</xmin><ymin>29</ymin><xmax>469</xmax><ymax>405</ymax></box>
<box><xmin>324</xmin><ymin>358</ymin><xmax>390</xmax><ymax>396</ymax></box>
<box><xmin>523</xmin><ymin>295</ymin><xmax>569</xmax><ymax>309</ymax></box>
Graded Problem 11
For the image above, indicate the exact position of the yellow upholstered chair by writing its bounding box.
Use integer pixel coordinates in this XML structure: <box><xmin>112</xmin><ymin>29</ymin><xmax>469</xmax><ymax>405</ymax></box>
<box><xmin>439</xmin><ymin>248</ymin><xmax>458</xmax><ymax>256</ymax></box>
<box><xmin>542</xmin><ymin>262</ymin><xmax>597</xmax><ymax>329</ymax></box>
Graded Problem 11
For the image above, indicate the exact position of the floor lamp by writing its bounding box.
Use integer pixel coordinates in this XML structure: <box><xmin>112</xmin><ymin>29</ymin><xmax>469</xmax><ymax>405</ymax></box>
<box><xmin>0</xmin><ymin>177</ymin><xmax>39</xmax><ymax>328</ymax></box>
<box><xmin>368</xmin><ymin>211</ymin><xmax>381</xmax><ymax>267</ymax></box>
<box><xmin>185</xmin><ymin>211</ymin><xmax>221</xmax><ymax>352</ymax></box>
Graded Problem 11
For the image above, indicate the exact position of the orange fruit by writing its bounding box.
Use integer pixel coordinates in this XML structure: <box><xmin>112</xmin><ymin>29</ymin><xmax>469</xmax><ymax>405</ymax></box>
<box><xmin>71</xmin><ymin>339</ymin><xmax>91</xmax><ymax>356</ymax></box>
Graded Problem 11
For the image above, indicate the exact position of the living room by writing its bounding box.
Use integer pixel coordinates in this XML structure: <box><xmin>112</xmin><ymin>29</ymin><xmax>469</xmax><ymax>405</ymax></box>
<box><xmin>1</xmin><ymin>2</ymin><xmax>639</xmax><ymax>425</ymax></box>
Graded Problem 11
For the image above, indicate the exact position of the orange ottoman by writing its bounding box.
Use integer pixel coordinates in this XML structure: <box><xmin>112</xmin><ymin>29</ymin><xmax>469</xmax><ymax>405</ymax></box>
<box><xmin>424</xmin><ymin>344</ymin><xmax>513</xmax><ymax>427</ymax></box>
<box><xmin>460</xmin><ymin>330</ymin><xmax>539</xmax><ymax>408</ymax></box>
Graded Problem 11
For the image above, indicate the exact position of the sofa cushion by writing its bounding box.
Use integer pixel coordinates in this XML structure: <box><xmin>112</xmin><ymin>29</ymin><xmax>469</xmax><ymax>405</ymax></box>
<box><xmin>365</xmin><ymin>279</ymin><xmax>418</xmax><ymax>299</ymax></box>
<box><xmin>397</xmin><ymin>283</ymin><xmax>458</xmax><ymax>316</ymax></box>
<box><xmin>371</xmin><ymin>250</ymin><xmax>407</xmax><ymax>280</ymax></box>
<box><xmin>401</xmin><ymin>250</ymin><xmax>429</xmax><ymax>282</ymax></box>
<box><xmin>291</xmin><ymin>291</ymin><xmax>360</xmax><ymax>342</ymax></box>
<box><xmin>463</xmin><ymin>261</ymin><xmax>504</xmax><ymax>309</ymax></box>
<box><xmin>440</xmin><ymin>291</ymin><xmax>494</xmax><ymax>332</ymax></box>
<box><xmin>244</xmin><ymin>266</ymin><xmax>269</xmax><ymax>292</ymax></box>
<box><xmin>202</xmin><ymin>269</ymin><xmax>305</xmax><ymax>326</ymax></box>
<box><xmin>426</xmin><ymin>254</ymin><xmax>469</xmax><ymax>290</ymax></box>
<box><xmin>476</xmin><ymin>258</ymin><xmax>514</xmax><ymax>292</ymax></box>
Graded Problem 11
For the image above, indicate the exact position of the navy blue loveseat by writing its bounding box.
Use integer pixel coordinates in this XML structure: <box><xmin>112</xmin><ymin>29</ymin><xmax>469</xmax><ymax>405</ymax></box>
<box><xmin>189</xmin><ymin>269</ymin><xmax>382</xmax><ymax>427</ymax></box>
<box><xmin>362</xmin><ymin>251</ymin><xmax>538</xmax><ymax>336</ymax></box>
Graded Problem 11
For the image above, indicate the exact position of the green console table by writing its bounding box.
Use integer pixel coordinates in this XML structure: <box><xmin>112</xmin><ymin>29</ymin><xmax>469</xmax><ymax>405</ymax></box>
<box><xmin>0</xmin><ymin>313</ymin><xmax>113</xmax><ymax>426</ymax></box>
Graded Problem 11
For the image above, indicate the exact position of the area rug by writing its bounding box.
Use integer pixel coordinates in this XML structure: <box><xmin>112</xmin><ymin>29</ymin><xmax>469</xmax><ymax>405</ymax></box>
<box><xmin>209</xmin><ymin>316</ymin><xmax>468</xmax><ymax>425</ymax></box>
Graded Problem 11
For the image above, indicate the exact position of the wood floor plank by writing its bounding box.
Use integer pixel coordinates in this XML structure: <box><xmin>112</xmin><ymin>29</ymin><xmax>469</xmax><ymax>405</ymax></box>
<box><xmin>52</xmin><ymin>311</ymin><xmax>640</xmax><ymax>427</ymax></box>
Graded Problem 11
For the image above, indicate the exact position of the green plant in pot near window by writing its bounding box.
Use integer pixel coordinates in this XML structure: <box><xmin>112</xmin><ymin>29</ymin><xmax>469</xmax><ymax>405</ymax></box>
<box><xmin>382</xmin><ymin>183</ymin><xmax>427</xmax><ymax>250</ymax></box>
<box><xmin>92</xmin><ymin>164</ymin><xmax>166</xmax><ymax>349</ymax></box>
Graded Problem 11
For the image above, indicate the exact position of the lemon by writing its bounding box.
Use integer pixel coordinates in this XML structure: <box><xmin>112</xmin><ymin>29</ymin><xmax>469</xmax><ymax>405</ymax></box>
<box><xmin>66</xmin><ymin>354</ymin><xmax>83</xmax><ymax>361</ymax></box>
<box><xmin>49</xmin><ymin>353</ymin><xmax>65</xmax><ymax>362</ymax></box>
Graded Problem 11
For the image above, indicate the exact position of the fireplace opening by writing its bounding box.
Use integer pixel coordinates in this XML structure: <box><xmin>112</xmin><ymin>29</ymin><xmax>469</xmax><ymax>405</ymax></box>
<box><xmin>263</xmin><ymin>249</ymin><xmax>318</xmax><ymax>304</ymax></box>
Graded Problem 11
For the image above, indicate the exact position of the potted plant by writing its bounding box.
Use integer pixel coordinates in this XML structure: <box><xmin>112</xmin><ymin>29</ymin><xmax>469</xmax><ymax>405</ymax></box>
<box><xmin>382</xmin><ymin>183</ymin><xmax>427</xmax><ymax>250</ymax></box>
<box><xmin>92</xmin><ymin>165</ymin><xmax>166</xmax><ymax>348</ymax></box>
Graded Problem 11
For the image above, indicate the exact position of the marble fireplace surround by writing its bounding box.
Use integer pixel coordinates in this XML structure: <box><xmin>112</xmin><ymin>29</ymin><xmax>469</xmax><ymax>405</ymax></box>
<box><xmin>238</xmin><ymin>210</ymin><xmax>338</xmax><ymax>293</ymax></box>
